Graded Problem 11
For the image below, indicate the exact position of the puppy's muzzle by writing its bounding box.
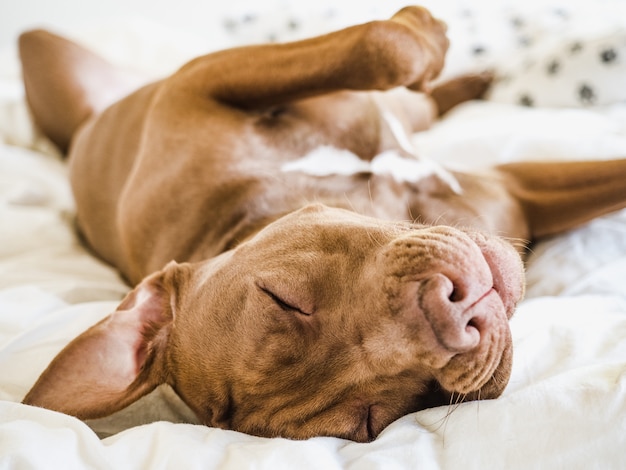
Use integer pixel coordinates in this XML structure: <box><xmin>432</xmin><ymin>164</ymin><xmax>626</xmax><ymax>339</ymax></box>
<box><xmin>381</xmin><ymin>226</ymin><xmax>524</xmax><ymax>392</ymax></box>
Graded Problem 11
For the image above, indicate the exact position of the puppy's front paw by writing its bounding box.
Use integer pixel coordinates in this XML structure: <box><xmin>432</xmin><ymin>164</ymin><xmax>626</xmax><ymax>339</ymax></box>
<box><xmin>390</xmin><ymin>6</ymin><xmax>449</xmax><ymax>92</ymax></box>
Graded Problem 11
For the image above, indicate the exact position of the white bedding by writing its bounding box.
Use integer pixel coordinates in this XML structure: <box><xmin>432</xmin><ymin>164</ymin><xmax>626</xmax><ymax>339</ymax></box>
<box><xmin>1</xmin><ymin>1</ymin><xmax>626</xmax><ymax>468</ymax></box>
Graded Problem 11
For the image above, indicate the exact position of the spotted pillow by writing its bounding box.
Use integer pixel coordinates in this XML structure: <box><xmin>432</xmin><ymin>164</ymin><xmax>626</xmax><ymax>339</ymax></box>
<box><xmin>488</xmin><ymin>31</ymin><xmax>626</xmax><ymax>107</ymax></box>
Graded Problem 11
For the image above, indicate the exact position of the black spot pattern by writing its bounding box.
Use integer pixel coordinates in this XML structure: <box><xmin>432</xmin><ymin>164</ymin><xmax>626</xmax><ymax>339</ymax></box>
<box><xmin>578</xmin><ymin>84</ymin><xmax>597</xmax><ymax>105</ymax></box>
<box><xmin>547</xmin><ymin>59</ymin><xmax>560</xmax><ymax>75</ymax></box>
<box><xmin>472</xmin><ymin>45</ymin><xmax>487</xmax><ymax>56</ymax></box>
<box><xmin>601</xmin><ymin>48</ymin><xmax>618</xmax><ymax>64</ymax></box>
<box><xmin>511</xmin><ymin>16</ymin><xmax>525</xmax><ymax>29</ymax></box>
<box><xmin>519</xmin><ymin>94</ymin><xmax>534</xmax><ymax>107</ymax></box>
<box><xmin>570</xmin><ymin>42</ymin><xmax>584</xmax><ymax>54</ymax></box>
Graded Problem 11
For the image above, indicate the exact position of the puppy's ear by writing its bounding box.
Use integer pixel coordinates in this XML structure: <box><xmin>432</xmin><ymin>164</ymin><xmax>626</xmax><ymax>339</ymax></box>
<box><xmin>23</xmin><ymin>263</ymin><xmax>184</xmax><ymax>420</ymax></box>
<box><xmin>18</xmin><ymin>29</ymin><xmax>145</xmax><ymax>153</ymax></box>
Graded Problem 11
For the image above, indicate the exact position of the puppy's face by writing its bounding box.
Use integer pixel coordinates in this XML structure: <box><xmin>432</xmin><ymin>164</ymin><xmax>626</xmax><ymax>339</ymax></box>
<box><xmin>170</xmin><ymin>204</ymin><xmax>524</xmax><ymax>441</ymax></box>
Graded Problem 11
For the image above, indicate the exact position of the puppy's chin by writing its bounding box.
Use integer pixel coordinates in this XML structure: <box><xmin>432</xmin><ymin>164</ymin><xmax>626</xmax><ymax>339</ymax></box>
<box><xmin>420</xmin><ymin>334</ymin><xmax>513</xmax><ymax>412</ymax></box>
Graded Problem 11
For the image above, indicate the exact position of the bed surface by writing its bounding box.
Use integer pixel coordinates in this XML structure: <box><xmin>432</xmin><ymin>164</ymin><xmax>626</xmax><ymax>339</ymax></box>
<box><xmin>1</xmin><ymin>1</ymin><xmax>626</xmax><ymax>468</ymax></box>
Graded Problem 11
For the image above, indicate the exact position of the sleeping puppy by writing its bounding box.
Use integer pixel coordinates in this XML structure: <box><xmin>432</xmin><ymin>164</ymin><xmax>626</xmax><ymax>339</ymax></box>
<box><xmin>18</xmin><ymin>6</ymin><xmax>626</xmax><ymax>442</ymax></box>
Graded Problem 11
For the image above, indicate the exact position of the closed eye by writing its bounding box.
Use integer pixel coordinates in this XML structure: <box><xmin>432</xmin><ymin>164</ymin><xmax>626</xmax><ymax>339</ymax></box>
<box><xmin>365</xmin><ymin>405</ymin><xmax>377</xmax><ymax>442</ymax></box>
<box><xmin>259</xmin><ymin>286</ymin><xmax>310</xmax><ymax>315</ymax></box>
<box><xmin>354</xmin><ymin>405</ymin><xmax>377</xmax><ymax>442</ymax></box>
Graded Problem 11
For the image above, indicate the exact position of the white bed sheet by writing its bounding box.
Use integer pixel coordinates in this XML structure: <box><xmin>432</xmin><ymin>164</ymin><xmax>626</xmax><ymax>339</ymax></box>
<box><xmin>1</xmin><ymin>2</ymin><xmax>626</xmax><ymax>469</ymax></box>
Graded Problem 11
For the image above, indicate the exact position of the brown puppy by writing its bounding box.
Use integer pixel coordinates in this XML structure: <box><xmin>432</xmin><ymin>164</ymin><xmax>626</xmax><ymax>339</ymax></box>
<box><xmin>18</xmin><ymin>6</ymin><xmax>626</xmax><ymax>442</ymax></box>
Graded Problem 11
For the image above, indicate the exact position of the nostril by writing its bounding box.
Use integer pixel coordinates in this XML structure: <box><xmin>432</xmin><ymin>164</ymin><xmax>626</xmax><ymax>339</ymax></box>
<box><xmin>465</xmin><ymin>314</ymin><xmax>485</xmax><ymax>342</ymax></box>
<box><xmin>418</xmin><ymin>276</ymin><xmax>490</xmax><ymax>353</ymax></box>
<box><xmin>448</xmin><ymin>287</ymin><xmax>462</xmax><ymax>302</ymax></box>
<box><xmin>466</xmin><ymin>316</ymin><xmax>480</xmax><ymax>335</ymax></box>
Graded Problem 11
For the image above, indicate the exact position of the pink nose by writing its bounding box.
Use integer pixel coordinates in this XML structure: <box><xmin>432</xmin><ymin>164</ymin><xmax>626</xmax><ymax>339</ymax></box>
<box><xmin>418</xmin><ymin>272</ymin><xmax>494</xmax><ymax>353</ymax></box>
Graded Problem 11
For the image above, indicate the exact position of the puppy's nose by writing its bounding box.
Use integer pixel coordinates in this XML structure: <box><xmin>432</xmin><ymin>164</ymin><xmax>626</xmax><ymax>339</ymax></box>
<box><xmin>418</xmin><ymin>272</ymin><xmax>490</xmax><ymax>353</ymax></box>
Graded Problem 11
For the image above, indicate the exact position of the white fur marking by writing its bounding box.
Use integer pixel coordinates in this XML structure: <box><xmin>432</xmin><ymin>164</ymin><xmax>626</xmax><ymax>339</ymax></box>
<box><xmin>282</xmin><ymin>145</ymin><xmax>463</xmax><ymax>189</ymax></box>
<box><xmin>371</xmin><ymin>150</ymin><xmax>439</xmax><ymax>183</ymax></box>
<box><xmin>281</xmin><ymin>145</ymin><xmax>371</xmax><ymax>176</ymax></box>
<box><xmin>379</xmin><ymin>109</ymin><xmax>416</xmax><ymax>156</ymax></box>
<box><xmin>281</xmin><ymin>99</ymin><xmax>464</xmax><ymax>194</ymax></box>
<box><xmin>280</xmin><ymin>93</ymin><xmax>462</xmax><ymax>191</ymax></box>
<box><xmin>376</xmin><ymin>99</ymin><xmax>463</xmax><ymax>194</ymax></box>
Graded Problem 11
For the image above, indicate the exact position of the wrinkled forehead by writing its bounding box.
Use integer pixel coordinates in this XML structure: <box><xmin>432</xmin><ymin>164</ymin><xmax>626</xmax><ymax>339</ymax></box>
<box><xmin>245</xmin><ymin>204</ymin><xmax>413</xmax><ymax>257</ymax></box>
<box><xmin>260</xmin><ymin>204</ymin><xmax>408</xmax><ymax>243</ymax></box>
<box><xmin>187</xmin><ymin>205</ymin><xmax>415</xmax><ymax>297</ymax></box>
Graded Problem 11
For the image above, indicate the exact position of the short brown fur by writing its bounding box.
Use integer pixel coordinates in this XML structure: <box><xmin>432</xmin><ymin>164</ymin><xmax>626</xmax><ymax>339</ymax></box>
<box><xmin>19</xmin><ymin>6</ymin><xmax>626</xmax><ymax>441</ymax></box>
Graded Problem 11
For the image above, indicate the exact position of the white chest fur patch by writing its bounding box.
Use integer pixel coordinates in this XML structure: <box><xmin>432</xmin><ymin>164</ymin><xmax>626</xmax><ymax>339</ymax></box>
<box><xmin>281</xmin><ymin>145</ymin><xmax>462</xmax><ymax>193</ymax></box>
<box><xmin>282</xmin><ymin>96</ymin><xmax>462</xmax><ymax>192</ymax></box>
<box><xmin>370</xmin><ymin>150</ymin><xmax>443</xmax><ymax>184</ymax></box>
<box><xmin>281</xmin><ymin>146</ymin><xmax>371</xmax><ymax>176</ymax></box>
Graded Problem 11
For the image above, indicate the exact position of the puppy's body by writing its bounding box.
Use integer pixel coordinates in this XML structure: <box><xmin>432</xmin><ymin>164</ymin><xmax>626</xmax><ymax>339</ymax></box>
<box><xmin>72</xmin><ymin>85</ymin><xmax>525</xmax><ymax>284</ymax></box>
<box><xmin>18</xmin><ymin>7</ymin><xmax>626</xmax><ymax>442</ymax></box>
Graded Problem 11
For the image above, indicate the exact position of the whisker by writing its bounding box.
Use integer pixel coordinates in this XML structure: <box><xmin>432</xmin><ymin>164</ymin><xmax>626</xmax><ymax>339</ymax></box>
<box><xmin>364</xmin><ymin>226</ymin><xmax>386</xmax><ymax>248</ymax></box>
<box><xmin>406</xmin><ymin>200</ymin><xmax>415</xmax><ymax>224</ymax></box>
<box><xmin>473</xmin><ymin>389</ymin><xmax>482</xmax><ymax>433</ymax></box>
<box><xmin>503</xmin><ymin>236</ymin><xmax>531</xmax><ymax>251</ymax></box>
<box><xmin>342</xmin><ymin>192</ymin><xmax>358</xmax><ymax>214</ymax></box>
<box><xmin>419</xmin><ymin>390</ymin><xmax>468</xmax><ymax>446</ymax></box>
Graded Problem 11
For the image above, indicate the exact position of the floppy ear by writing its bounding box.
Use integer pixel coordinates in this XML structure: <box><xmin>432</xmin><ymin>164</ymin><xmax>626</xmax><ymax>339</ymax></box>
<box><xmin>23</xmin><ymin>265</ymin><xmax>181</xmax><ymax>420</ymax></box>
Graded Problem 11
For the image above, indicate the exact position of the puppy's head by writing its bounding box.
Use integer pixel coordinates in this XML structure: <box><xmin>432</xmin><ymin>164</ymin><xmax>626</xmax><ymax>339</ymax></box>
<box><xmin>24</xmin><ymin>204</ymin><xmax>524</xmax><ymax>442</ymax></box>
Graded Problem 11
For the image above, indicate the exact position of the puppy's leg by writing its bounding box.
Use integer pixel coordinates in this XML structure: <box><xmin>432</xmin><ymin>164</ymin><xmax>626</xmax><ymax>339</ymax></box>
<box><xmin>169</xmin><ymin>7</ymin><xmax>487</xmax><ymax>136</ymax></box>
<box><xmin>430</xmin><ymin>71</ymin><xmax>494</xmax><ymax>116</ymax></box>
<box><xmin>497</xmin><ymin>159</ymin><xmax>626</xmax><ymax>238</ymax></box>
<box><xmin>171</xmin><ymin>6</ymin><xmax>448</xmax><ymax>109</ymax></box>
